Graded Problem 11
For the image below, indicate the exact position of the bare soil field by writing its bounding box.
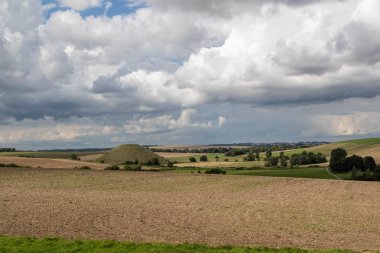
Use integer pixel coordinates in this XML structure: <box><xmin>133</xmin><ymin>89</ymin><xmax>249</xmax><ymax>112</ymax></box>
<box><xmin>0</xmin><ymin>168</ymin><xmax>379</xmax><ymax>251</ymax></box>
<box><xmin>0</xmin><ymin>156</ymin><xmax>108</xmax><ymax>170</ymax></box>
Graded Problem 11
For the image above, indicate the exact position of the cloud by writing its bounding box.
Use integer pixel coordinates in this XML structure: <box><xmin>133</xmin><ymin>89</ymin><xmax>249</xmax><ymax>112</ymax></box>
<box><xmin>58</xmin><ymin>0</ymin><xmax>103</xmax><ymax>11</ymax></box>
<box><xmin>308</xmin><ymin>113</ymin><xmax>380</xmax><ymax>136</ymax></box>
<box><xmin>123</xmin><ymin>109</ymin><xmax>213</xmax><ymax>134</ymax></box>
<box><xmin>1</xmin><ymin>0</ymin><xmax>380</xmax><ymax>148</ymax></box>
<box><xmin>218</xmin><ymin>116</ymin><xmax>226</xmax><ymax>128</ymax></box>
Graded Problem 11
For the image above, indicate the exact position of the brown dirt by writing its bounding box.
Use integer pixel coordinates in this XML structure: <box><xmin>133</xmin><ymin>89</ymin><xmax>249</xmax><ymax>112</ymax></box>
<box><xmin>0</xmin><ymin>156</ymin><xmax>108</xmax><ymax>170</ymax></box>
<box><xmin>0</xmin><ymin>168</ymin><xmax>379</xmax><ymax>251</ymax></box>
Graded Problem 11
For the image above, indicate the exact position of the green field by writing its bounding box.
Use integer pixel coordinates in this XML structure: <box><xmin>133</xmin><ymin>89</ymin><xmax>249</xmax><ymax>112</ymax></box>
<box><xmin>171</xmin><ymin>167</ymin><xmax>351</xmax><ymax>180</ymax></box>
<box><xmin>0</xmin><ymin>237</ymin><xmax>354</xmax><ymax>253</ymax></box>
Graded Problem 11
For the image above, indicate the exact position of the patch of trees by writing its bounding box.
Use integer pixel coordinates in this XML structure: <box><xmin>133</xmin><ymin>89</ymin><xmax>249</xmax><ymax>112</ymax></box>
<box><xmin>189</xmin><ymin>157</ymin><xmax>197</xmax><ymax>163</ymax></box>
<box><xmin>204</xmin><ymin>168</ymin><xmax>226</xmax><ymax>175</ymax></box>
<box><xmin>329</xmin><ymin>148</ymin><xmax>379</xmax><ymax>181</ymax></box>
<box><xmin>144</xmin><ymin>158</ymin><xmax>160</xmax><ymax>166</ymax></box>
<box><xmin>289</xmin><ymin>151</ymin><xmax>327</xmax><ymax>166</ymax></box>
<box><xmin>0</xmin><ymin>148</ymin><xmax>16</xmax><ymax>152</ymax></box>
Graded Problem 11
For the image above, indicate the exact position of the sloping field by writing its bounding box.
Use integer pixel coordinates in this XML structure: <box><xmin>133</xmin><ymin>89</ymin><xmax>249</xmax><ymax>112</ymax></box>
<box><xmin>1</xmin><ymin>168</ymin><xmax>379</xmax><ymax>251</ymax></box>
<box><xmin>97</xmin><ymin>144</ymin><xmax>168</xmax><ymax>165</ymax></box>
<box><xmin>308</xmin><ymin>138</ymin><xmax>380</xmax><ymax>162</ymax></box>
<box><xmin>0</xmin><ymin>156</ymin><xmax>108</xmax><ymax>170</ymax></box>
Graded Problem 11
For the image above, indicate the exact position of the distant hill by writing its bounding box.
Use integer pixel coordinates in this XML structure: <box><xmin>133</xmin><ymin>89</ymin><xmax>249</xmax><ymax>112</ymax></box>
<box><xmin>96</xmin><ymin>144</ymin><xmax>168</xmax><ymax>165</ymax></box>
<box><xmin>308</xmin><ymin>137</ymin><xmax>380</xmax><ymax>163</ymax></box>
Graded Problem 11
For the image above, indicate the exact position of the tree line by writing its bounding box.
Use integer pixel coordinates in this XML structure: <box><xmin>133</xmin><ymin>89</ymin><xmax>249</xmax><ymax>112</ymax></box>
<box><xmin>329</xmin><ymin>148</ymin><xmax>380</xmax><ymax>181</ymax></box>
<box><xmin>0</xmin><ymin>148</ymin><xmax>16</xmax><ymax>152</ymax></box>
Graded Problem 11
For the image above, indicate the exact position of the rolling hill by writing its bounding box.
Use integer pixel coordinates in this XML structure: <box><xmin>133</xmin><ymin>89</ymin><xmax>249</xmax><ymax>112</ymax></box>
<box><xmin>308</xmin><ymin>137</ymin><xmax>380</xmax><ymax>162</ymax></box>
<box><xmin>96</xmin><ymin>144</ymin><xmax>168</xmax><ymax>165</ymax></box>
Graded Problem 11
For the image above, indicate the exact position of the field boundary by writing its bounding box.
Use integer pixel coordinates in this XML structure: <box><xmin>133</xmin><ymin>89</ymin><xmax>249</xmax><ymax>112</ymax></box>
<box><xmin>326</xmin><ymin>167</ymin><xmax>342</xmax><ymax>180</ymax></box>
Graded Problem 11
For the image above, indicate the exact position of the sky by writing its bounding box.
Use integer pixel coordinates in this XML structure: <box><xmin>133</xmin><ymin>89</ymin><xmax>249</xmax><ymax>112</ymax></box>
<box><xmin>1</xmin><ymin>0</ymin><xmax>380</xmax><ymax>149</ymax></box>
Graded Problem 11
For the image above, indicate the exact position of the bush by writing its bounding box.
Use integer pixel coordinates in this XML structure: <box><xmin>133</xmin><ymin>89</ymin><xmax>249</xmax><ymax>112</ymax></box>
<box><xmin>224</xmin><ymin>158</ymin><xmax>229</xmax><ymax>162</ymax></box>
<box><xmin>167</xmin><ymin>161</ymin><xmax>174</xmax><ymax>168</ymax></box>
<box><xmin>199</xmin><ymin>155</ymin><xmax>208</xmax><ymax>162</ymax></box>
<box><xmin>104</xmin><ymin>165</ymin><xmax>120</xmax><ymax>170</ymax></box>
<box><xmin>373</xmin><ymin>166</ymin><xmax>380</xmax><ymax>181</ymax></box>
<box><xmin>265</xmin><ymin>157</ymin><xmax>279</xmax><ymax>167</ymax></box>
<box><xmin>0</xmin><ymin>163</ymin><xmax>19</xmax><ymax>167</ymax></box>
<box><xmin>78</xmin><ymin>166</ymin><xmax>92</xmax><ymax>170</ymax></box>
<box><xmin>71</xmin><ymin>154</ymin><xmax>80</xmax><ymax>161</ymax></box>
<box><xmin>124</xmin><ymin>164</ymin><xmax>142</xmax><ymax>171</ymax></box>
<box><xmin>205</xmin><ymin>169</ymin><xmax>226</xmax><ymax>175</ymax></box>
<box><xmin>189</xmin><ymin>157</ymin><xmax>196</xmax><ymax>163</ymax></box>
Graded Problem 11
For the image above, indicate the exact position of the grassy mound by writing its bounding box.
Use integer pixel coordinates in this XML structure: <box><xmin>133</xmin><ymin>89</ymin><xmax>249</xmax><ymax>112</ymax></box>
<box><xmin>96</xmin><ymin>144</ymin><xmax>168</xmax><ymax>165</ymax></box>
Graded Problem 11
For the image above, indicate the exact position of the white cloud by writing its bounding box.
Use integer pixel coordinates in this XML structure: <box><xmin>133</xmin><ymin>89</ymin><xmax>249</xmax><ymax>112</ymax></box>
<box><xmin>58</xmin><ymin>0</ymin><xmax>103</xmax><ymax>11</ymax></box>
<box><xmin>123</xmin><ymin>109</ymin><xmax>214</xmax><ymax>134</ymax></box>
<box><xmin>1</xmin><ymin>0</ymin><xmax>380</xmax><ymax>148</ymax></box>
<box><xmin>309</xmin><ymin>113</ymin><xmax>380</xmax><ymax>136</ymax></box>
<box><xmin>218</xmin><ymin>116</ymin><xmax>226</xmax><ymax>128</ymax></box>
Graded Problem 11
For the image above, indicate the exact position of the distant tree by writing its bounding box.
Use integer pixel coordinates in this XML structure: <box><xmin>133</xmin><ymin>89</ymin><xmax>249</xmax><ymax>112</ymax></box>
<box><xmin>364</xmin><ymin>156</ymin><xmax>376</xmax><ymax>172</ymax></box>
<box><xmin>265</xmin><ymin>149</ymin><xmax>272</xmax><ymax>159</ymax></box>
<box><xmin>246</xmin><ymin>152</ymin><xmax>255</xmax><ymax>161</ymax></box>
<box><xmin>71</xmin><ymin>154</ymin><xmax>79</xmax><ymax>160</ymax></box>
<box><xmin>280</xmin><ymin>157</ymin><xmax>288</xmax><ymax>167</ymax></box>
<box><xmin>215</xmin><ymin>155</ymin><xmax>219</xmax><ymax>161</ymax></box>
<box><xmin>255</xmin><ymin>150</ymin><xmax>260</xmax><ymax>161</ymax></box>
<box><xmin>167</xmin><ymin>161</ymin><xmax>174</xmax><ymax>168</ymax></box>
<box><xmin>329</xmin><ymin>148</ymin><xmax>348</xmax><ymax>172</ymax></box>
<box><xmin>134</xmin><ymin>159</ymin><xmax>139</xmax><ymax>165</ymax></box>
<box><xmin>200</xmin><ymin>155</ymin><xmax>208</xmax><ymax>162</ymax></box>
<box><xmin>265</xmin><ymin>157</ymin><xmax>278</xmax><ymax>167</ymax></box>
<box><xmin>189</xmin><ymin>157</ymin><xmax>196</xmax><ymax>163</ymax></box>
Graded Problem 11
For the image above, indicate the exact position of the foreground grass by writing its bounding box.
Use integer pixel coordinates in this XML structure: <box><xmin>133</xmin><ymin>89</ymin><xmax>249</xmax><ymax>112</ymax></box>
<box><xmin>0</xmin><ymin>237</ymin><xmax>354</xmax><ymax>253</ymax></box>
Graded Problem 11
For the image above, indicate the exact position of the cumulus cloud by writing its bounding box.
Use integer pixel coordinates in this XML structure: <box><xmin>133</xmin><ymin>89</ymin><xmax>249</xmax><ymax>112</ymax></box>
<box><xmin>124</xmin><ymin>109</ymin><xmax>214</xmax><ymax>134</ymax></box>
<box><xmin>1</xmin><ymin>0</ymin><xmax>380</xmax><ymax>148</ymax></box>
<box><xmin>58</xmin><ymin>0</ymin><xmax>103</xmax><ymax>11</ymax></box>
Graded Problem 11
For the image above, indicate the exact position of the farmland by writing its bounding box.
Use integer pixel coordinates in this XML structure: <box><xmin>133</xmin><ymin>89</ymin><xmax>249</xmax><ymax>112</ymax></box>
<box><xmin>1</xmin><ymin>167</ymin><xmax>380</xmax><ymax>251</ymax></box>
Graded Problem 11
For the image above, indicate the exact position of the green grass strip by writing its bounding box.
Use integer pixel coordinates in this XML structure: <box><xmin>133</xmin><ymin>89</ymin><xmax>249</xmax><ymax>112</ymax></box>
<box><xmin>0</xmin><ymin>236</ymin><xmax>355</xmax><ymax>253</ymax></box>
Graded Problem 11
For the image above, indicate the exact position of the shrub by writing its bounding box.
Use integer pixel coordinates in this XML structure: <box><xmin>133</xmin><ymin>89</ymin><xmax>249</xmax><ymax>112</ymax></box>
<box><xmin>71</xmin><ymin>154</ymin><xmax>80</xmax><ymax>160</ymax></box>
<box><xmin>125</xmin><ymin>160</ymin><xmax>134</xmax><ymax>165</ymax></box>
<box><xmin>265</xmin><ymin>157</ymin><xmax>279</xmax><ymax>167</ymax></box>
<box><xmin>205</xmin><ymin>169</ymin><xmax>226</xmax><ymax>175</ymax></box>
<box><xmin>78</xmin><ymin>166</ymin><xmax>92</xmax><ymax>170</ymax></box>
<box><xmin>0</xmin><ymin>163</ymin><xmax>19</xmax><ymax>167</ymax></box>
<box><xmin>224</xmin><ymin>158</ymin><xmax>229</xmax><ymax>162</ymax></box>
<box><xmin>373</xmin><ymin>166</ymin><xmax>380</xmax><ymax>181</ymax></box>
<box><xmin>189</xmin><ymin>157</ymin><xmax>196</xmax><ymax>163</ymax></box>
<box><xmin>167</xmin><ymin>161</ymin><xmax>174</xmax><ymax>168</ymax></box>
<box><xmin>199</xmin><ymin>155</ymin><xmax>208</xmax><ymax>162</ymax></box>
<box><xmin>124</xmin><ymin>164</ymin><xmax>142</xmax><ymax>171</ymax></box>
<box><xmin>151</xmin><ymin>158</ymin><xmax>160</xmax><ymax>165</ymax></box>
<box><xmin>104</xmin><ymin>165</ymin><xmax>120</xmax><ymax>170</ymax></box>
